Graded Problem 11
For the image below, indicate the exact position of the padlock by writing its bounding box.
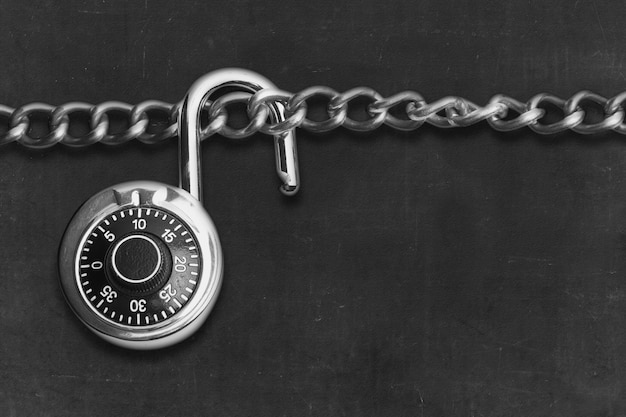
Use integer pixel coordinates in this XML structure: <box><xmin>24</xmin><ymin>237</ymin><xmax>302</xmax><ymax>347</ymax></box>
<box><xmin>58</xmin><ymin>68</ymin><xmax>298</xmax><ymax>349</ymax></box>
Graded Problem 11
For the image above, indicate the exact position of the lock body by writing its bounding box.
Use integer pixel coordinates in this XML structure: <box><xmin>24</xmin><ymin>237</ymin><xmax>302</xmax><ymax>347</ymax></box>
<box><xmin>59</xmin><ymin>181</ymin><xmax>222</xmax><ymax>349</ymax></box>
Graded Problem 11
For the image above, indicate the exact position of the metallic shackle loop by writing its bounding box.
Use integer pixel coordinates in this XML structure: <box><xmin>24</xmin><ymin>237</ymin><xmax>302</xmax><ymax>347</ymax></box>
<box><xmin>178</xmin><ymin>68</ymin><xmax>300</xmax><ymax>201</ymax></box>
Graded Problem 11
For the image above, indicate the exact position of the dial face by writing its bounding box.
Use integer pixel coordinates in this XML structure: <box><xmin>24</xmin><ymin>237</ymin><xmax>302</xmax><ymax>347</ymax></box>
<box><xmin>77</xmin><ymin>206</ymin><xmax>201</xmax><ymax>327</ymax></box>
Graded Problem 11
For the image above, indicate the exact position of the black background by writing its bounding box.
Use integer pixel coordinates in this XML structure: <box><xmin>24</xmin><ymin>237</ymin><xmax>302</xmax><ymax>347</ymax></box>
<box><xmin>1</xmin><ymin>1</ymin><xmax>626</xmax><ymax>416</ymax></box>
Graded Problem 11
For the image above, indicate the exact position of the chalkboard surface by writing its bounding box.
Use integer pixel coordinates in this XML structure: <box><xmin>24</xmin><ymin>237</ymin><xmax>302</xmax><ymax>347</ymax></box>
<box><xmin>1</xmin><ymin>1</ymin><xmax>625</xmax><ymax>416</ymax></box>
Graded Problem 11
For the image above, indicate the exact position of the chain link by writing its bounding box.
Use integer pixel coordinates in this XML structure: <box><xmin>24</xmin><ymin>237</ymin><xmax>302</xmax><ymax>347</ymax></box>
<box><xmin>2</xmin><ymin>87</ymin><xmax>626</xmax><ymax>148</ymax></box>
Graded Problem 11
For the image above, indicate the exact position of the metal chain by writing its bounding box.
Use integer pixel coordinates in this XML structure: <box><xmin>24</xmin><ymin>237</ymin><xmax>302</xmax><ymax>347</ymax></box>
<box><xmin>2</xmin><ymin>87</ymin><xmax>626</xmax><ymax>149</ymax></box>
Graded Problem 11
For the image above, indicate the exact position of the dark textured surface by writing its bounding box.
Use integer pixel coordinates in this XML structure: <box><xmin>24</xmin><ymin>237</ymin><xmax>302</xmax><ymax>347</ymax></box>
<box><xmin>1</xmin><ymin>1</ymin><xmax>626</xmax><ymax>416</ymax></box>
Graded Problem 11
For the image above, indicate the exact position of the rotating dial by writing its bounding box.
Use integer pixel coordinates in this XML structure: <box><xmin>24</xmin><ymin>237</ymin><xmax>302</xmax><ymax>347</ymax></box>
<box><xmin>78</xmin><ymin>206</ymin><xmax>201</xmax><ymax>327</ymax></box>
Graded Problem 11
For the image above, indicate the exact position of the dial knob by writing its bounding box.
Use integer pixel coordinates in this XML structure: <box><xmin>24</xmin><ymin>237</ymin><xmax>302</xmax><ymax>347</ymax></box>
<box><xmin>108</xmin><ymin>233</ymin><xmax>172</xmax><ymax>294</ymax></box>
<box><xmin>59</xmin><ymin>181</ymin><xmax>223</xmax><ymax>350</ymax></box>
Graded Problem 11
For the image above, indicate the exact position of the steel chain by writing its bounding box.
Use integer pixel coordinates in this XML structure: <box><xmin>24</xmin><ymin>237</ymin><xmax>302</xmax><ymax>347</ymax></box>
<box><xmin>1</xmin><ymin>87</ymin><xmax>626</xmax><ymax>148</ymax></box>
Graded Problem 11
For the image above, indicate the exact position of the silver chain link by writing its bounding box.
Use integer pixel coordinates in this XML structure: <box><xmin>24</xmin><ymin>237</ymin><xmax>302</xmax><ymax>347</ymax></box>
<box><xmin>2</xmin><ymin>87</ymin><xmax>625</xmax><ymax>149</ymax></box>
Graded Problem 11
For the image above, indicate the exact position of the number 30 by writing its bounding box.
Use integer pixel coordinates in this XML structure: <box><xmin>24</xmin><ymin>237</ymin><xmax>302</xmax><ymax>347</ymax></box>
<box><xmin>129</xmin><ymin>299</ymin><xmax>146</xmax><ymax>312</ymax></box>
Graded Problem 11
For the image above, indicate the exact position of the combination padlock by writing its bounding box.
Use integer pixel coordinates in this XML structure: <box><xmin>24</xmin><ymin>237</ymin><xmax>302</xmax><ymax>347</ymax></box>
<box><xmin>58</xmin><ymin>68</ymin><xmax>299</xmax><ymax>349</ymax></box>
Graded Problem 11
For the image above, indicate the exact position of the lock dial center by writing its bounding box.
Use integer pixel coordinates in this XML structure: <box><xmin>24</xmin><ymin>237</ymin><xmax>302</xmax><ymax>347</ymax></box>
<box><xmin>111</xmin><ymin>234</ymin><xmax>162</xmax><ymax>284</ymax></box>
<box><xmin>77</xmin><ymin>206</ymin><xmax>201</xmax><ymax>327</ymax></box>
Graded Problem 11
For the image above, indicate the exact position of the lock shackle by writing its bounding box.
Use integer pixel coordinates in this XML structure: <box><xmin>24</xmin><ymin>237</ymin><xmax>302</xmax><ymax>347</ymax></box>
<box><xmin>179</xmin><ymin>68</ymin><xmax>300</xmax><ymax>202</ymax></box>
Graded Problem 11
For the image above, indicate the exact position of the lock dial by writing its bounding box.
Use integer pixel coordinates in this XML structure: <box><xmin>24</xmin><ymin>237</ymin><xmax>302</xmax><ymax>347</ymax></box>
<box><xmin>59</xmin><ymin>181</ymin><xmax>223</xmax><ymax>350</ymax></box>
<box><xmin>79</xmin><ymin>206</ymin><xmax>200</xmax><ymax>326</ymax></box>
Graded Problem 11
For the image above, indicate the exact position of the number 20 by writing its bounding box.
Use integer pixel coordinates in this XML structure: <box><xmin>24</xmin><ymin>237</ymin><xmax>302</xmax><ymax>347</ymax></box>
<box><xmin>174</xmin><ymin>256</ymin><xmax>186</xmax><ymax>273</ymax></box>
